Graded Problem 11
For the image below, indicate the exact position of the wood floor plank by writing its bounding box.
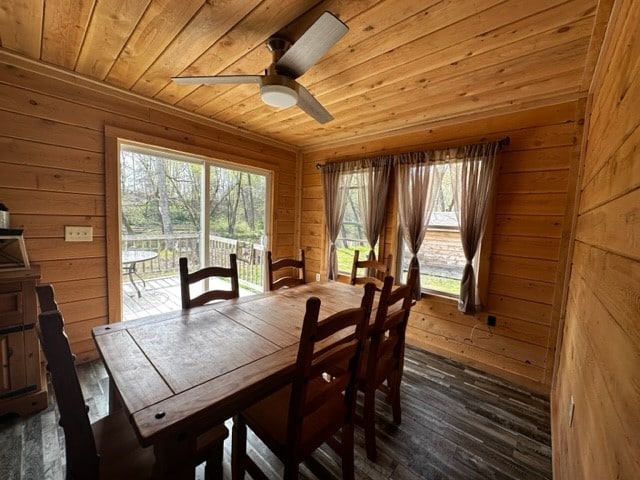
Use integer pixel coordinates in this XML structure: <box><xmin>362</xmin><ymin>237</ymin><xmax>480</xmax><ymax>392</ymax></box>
<box><xmin>0</xmin><ymin>346</ymin><xmax>552</xmax><ymax>479</ymax></box>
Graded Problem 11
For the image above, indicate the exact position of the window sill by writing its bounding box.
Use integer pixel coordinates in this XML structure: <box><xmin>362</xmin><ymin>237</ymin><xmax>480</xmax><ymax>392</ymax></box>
<box><xmin>420</xmin><ymin>290</ymin><xmax>458</xmax><ymax>303</ymax></box>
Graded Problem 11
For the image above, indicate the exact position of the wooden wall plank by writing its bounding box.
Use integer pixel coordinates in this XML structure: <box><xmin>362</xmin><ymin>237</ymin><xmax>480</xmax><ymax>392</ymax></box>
<box><xmin>579</xmin><ymin>121</ymin><xmax>640</xmax><ymax>212</ymax></box>
<box><xmin>0</xmin><ymin>188</ymin><xmax>105</xmax><ymax>216</ymax></box>
<box><xmin>0</xmin><ymin>110</ymin><xmax>103</xmax><ymax>152</ymax></box>
<box><xmin>575</xmin><ymin>188</ymin><xmax>640</xmax><ymax>260</ymax></box>
<box><xmin>0</xmin><ymin>137</ymin><xmax>104</xmax><ymax>174</ymax></box>
<box><xmin>493</xmin><ymin>215</ymin><xmax>563</xmax><ymax>238</ymax></box>
<box><xmin>497</xmin><ymin>170</ymin><xmax>569</xmax><ymax>193</ymax></box>
<box><xmin>499</xmin><ymin>146</ymin><xmax>575</xmax><ymax>173</ymax></box>
<box><xmin>492</xmin><ymin>235</ymin><xmax>560</xmax><ymax>260</ymax></box>
<box><xmin>0</xmin><ymin>162</ymin><xmax>104</xmax><ymax>195</ymax></box>
<box><xmin>489</xmin><ymin>274</ymin><xmax>554</xmax><ymax>304</ymax></box>
<box><xmin>490</xmin><ymin>255</ymin><xmax>558</xmax><ymax>283</ymax></box>
<box><xmin>552</xmin><ymin>0</ymin><xmax>640</xmax><ymax>478</ymax></box>
<box><xmin>495</xmin><ymin>193</ymin><xmax>567</xmax><ymax>215</ymax></box>
<box><xmin>571</xmin><ymin>242</ymin><xmax>640</xmax><ymax>343</ymax></box>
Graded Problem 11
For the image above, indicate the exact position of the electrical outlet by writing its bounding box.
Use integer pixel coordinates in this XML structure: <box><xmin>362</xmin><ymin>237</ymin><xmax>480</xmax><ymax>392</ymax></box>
<box><xmin>487</xmin><ymin>315</ymin><xmax>497</xmax><ymax>327</ymax></box>
<box><xmin>315</xmin><ymin>273</ymin><xmax>321</xmax><ymax>282</ymax></box>
<box><xmin>65</xmin><ymin>226</ymin><xmax>93</xmax><ymax>242</ymax></box>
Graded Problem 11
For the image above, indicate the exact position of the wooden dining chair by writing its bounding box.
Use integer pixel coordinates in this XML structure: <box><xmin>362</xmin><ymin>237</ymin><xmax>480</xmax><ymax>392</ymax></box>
<box><xmin>267</xmin><ymin>249</ymin><xmax>306</xmax><ymax>291</ymax></box>
<box><xmin>231</xmin><ymin>283</ymin><xmax>376</xmax><ymax>480</ymax></box>
<box><xmin>350</xmin><ymin>249</ymin><xmax>392</xmax><ymax>290</ymax></box>
<box><xmin>180</xmin><ymin>253</ymin><xmax>240</xmax><ymax>308</ymax></box>
<box><xmin>357</xmin><ymin>269</ymin><xmax>418</xmax><ymax>461</ymax></box>
<box><xmin>35</xmin><ymin>284</ymin><xmax>229</xmax><ymax>479</ymax></box>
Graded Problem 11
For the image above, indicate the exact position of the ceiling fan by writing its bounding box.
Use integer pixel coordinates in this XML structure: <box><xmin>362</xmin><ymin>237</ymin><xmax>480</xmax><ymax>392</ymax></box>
<box><xmin>171</xmin><ymin>11</ymin><xmax>348</xmax><ymax>124</ymax></box>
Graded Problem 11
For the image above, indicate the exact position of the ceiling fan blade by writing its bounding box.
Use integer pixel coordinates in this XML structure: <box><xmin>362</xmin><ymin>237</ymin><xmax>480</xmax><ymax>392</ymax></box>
<box><xmin>277</xmin><ymin>11</ymin><xmax>348</xmax><ymax>78</ymax></box>
<box><xmin>171</xmin><ymin>75</ymin><xmax>263</xmax><ymax>85</ymax></box>
<box><xmin>296</xmin><ymin>84</ymin><xmax>333</xmax><ymax>124</ymax></box>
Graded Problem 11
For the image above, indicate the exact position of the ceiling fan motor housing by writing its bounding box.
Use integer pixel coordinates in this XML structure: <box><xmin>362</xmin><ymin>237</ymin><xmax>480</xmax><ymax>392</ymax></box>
<box><xmin>260</xmin><ymin>75</ymin><xmax>299</xmax><ymax>108</ymax></box>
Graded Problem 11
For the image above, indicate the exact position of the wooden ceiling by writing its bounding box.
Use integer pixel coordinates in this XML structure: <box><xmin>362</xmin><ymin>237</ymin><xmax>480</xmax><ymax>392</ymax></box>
<box><xmin>0</xmin><ymin>0</ymin><xmax>606</xmax><ymax>150</ymax></box>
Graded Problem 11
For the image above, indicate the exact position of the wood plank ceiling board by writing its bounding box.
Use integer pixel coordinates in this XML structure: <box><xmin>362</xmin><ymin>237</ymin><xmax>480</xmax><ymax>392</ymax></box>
<box><xmin>41</xmin><ymin>0</ymin><xmax>94</xmax><ymax>69</ymax></box>
<box><xmin>104</xmin><ymin>0</ymin><xmax>204</xmax><ymax>89</ymax></box>
<box><xmin>0</xmin><ymin>0</ymin><xmax>44</xmax><ymax>58</ymax></box>
<box><xmin>131</xmin><ymin>0</ymin><xmax>264</xmax><ymax>97</ymax></box>
<box><xmin>0</xmin><ymin>0</ymin><xmax>603</xmax><ymax>150</ymax></box>
<box><xmin>75</xmin><ymin>0</ymin><xmax>151</xmax><ymax>79</ymax></box>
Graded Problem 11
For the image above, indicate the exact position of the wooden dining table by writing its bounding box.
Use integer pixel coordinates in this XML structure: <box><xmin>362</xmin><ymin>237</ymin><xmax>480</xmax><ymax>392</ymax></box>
<box><xmin>92</xmin><ymin>280</ymin><xmax>372</xmax><ymax>479</ymax></box>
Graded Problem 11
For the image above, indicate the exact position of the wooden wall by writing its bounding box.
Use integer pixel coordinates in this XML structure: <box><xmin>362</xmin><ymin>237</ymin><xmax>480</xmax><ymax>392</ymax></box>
<box><xmin>551</xmin><ymin>0</ymin><xmax>640</xmax><ymax>477</ymax></box>
<box><xmin>302</xmin><ymin>100</ymin><xmax>585</xmax><ymax>393</ymax></box>
<box><xmin>0</xmin><ymin>51</ymin><xmax>298</xmax><ymax>361</ymax></box>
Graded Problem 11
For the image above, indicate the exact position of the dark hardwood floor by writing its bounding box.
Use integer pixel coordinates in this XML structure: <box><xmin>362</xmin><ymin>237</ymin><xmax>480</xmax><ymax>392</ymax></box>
<box><xmin>0</xmin><ymin>346</ymin><xmax>552</xmax><ymax>479</ymax></box>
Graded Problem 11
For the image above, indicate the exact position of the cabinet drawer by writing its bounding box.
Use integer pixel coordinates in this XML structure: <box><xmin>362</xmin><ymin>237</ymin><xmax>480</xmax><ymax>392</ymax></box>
<box><xmin>0</xmin><ymin>291</ymin><xmax>23</xmax><ymax>328</ymax></box>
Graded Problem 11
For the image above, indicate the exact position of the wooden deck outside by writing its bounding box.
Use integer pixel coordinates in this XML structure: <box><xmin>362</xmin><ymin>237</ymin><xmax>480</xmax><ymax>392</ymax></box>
<box><xmin>122</xmin><ymin>275</ymin><xmax>258</xmax><ymax>321</ymax></box>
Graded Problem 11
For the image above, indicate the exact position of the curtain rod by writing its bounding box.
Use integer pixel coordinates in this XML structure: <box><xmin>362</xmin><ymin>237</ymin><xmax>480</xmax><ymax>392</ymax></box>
<box><xmin>315</xmin><ymin>136</ymin><xmax>510</xmax><ymax>169</ymax></box>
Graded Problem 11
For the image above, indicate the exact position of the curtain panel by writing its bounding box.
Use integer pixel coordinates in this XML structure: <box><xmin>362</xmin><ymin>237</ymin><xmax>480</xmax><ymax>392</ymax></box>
<box><xmin>394</xmin><ymin>152</ymin><xmax>441</xmax><ymax>300</ymax></box>
<box><xmin>449</xmin><ymin>142</ymin><xmax>500</xmax><ymax>313</ymax></box>
<box><xmin>320</xmin><ymin>162</ymin><xmax>353</xmax><ymax>280</ymax></box>
<box><xmin>355</xmin><ymin>158</ymin><xmax>392</xmax><ymax>262</ymax></box>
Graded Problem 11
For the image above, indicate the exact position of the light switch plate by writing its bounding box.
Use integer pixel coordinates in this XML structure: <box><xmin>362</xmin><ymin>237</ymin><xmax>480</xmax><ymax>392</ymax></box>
<box><xmin>65</xmin><ymin>226</ymin><xmax>93</xmax><ymax>242</ymax></box>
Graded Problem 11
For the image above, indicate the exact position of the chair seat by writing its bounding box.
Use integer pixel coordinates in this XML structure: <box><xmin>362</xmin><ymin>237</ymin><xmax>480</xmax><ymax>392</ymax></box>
<box><xmin>94</xmin><ymin>408</ymin><xmax>229</xmax><ymax>479</ymax></box>
<box><xmin>93</xmin><ymin>408</ymin><xmax>155</xmax><ymax>479</ymax></box>
<box><xmin>242</xmin><ymin>378</ymin><xmax>347</xmax><ymax>461</ymax></box>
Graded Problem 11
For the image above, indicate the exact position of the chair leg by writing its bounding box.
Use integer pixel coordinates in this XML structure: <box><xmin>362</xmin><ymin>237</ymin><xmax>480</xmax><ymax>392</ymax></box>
<box><xmin>363</xmin><ymin>386</ymin><xmax>377</xmax><ymax>461</ymax></box>
<box><xmin>283</xmin><ymin>460</ymin><xmax>299</xmax><ymax>480</ymax></box>
<box><xmin>204</xmin><ymin>438</ymin><xmax>225</xmax><ymax>480</ymax></box>
<box><xmin>341</xmin><ymin>424</ymin><xmax>355</xmax><ymax>480</ymax></box>
<box><xmin>389</xmin><ymin>372</ymin><xmax>402</xmax><ymax>425</ymax></box>
<box><xmin>231</xmin><ymin>415</ymin><xmax>247</xmax><ymax>480</ymax></box>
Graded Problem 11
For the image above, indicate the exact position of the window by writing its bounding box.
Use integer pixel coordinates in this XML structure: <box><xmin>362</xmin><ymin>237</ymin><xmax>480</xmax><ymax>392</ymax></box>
<box><xmin>398</xmin><ymin>163</ymin><xmax>467</xmax><ymax>297</ymax></box>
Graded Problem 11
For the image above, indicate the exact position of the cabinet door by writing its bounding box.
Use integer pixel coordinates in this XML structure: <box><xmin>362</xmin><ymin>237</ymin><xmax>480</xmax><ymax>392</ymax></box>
<box><xmin>0</xmin><ymin>289</ymin><xmax>23</xmax><ymax>329</ymax></box>
<box><xmin>0</xmin><ymin>329</ymin><xmax>27</xmax><ymax>396</ymax></box>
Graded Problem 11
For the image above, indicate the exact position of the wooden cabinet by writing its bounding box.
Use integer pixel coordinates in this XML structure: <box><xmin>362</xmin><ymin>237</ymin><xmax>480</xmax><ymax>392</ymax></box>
<box><xmin>0</xmin><ymin>266</ymin><xmax>47</xmax><ymax>416</ymax></box>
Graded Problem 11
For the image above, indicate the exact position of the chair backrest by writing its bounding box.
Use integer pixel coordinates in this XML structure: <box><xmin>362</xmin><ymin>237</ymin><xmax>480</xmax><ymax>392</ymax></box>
<box><xmin>365</xmin><ymin>269</ymin><xmax>418</xmax><ymax>385</ymax></box>
<box><xmin>287</xmin><ymin>282</ymin><xmax>376</xmax><ymax>459</ymax></box>
<box><xmin>350</xmin><ymin>250</ymin><xmax>392</xmax><ymax>290</ymax></box>
<box><xmin>35</xmin><ymin>285</ymin><xmax>100</xmax><ymax>479</ymax></box>
<box><xmin>36</xmin><ymin>283</ymin><xmax>58</xmax><ymax>312</ymax></box>
<box><xmin>179</xmin><ymin>254</ymin><xmax>240</xmax><ymax>308</ymax></box>
<box><xmin>267</xmin><ymin>249</ymin><xmax>306</xmax><ymax>291</ymax></box>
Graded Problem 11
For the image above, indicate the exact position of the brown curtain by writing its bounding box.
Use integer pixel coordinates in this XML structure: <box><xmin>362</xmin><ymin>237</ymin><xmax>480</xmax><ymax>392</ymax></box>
<box><xmin>320</xmin><ymin>163</ymin><xmax>352</xmax><ymax>280</ymax></box>
<box><xmin>356</xmin><ymin>157</ymin><xmax>392</xmax><ymax>262</ymax></box>
<box><xmin>449</xmin><ymin>141</ymin><xmax>500</xmax><ymax>313</ymax></box>
<box><xmin>394</xmin><ymin>152</ymin><xmax>441</xmax><ymax>300</ymax></box>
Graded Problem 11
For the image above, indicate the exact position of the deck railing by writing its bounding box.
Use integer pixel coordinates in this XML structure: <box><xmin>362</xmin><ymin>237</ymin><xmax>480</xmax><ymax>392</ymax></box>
<box><xmin>122</xmin><ymin>234</ymin><xmax>264</xmax><ymax>289</ymax></box>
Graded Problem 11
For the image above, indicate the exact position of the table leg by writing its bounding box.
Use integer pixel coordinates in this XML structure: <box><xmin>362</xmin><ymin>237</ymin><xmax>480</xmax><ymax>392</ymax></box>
<box><xmin>124</xmin><ymin>263</ymin><xmax>143</xmax><ymax>297</ymax></box>
<box><xmin>152</xmin><ymin>436</ymin><xmax>196</xmax><ymax>480</ymax></box>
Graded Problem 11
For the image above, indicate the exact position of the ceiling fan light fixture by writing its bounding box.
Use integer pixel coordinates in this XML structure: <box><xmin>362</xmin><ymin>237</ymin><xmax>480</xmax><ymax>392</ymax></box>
<box><xmin>260</xmin><ymin>84</ymin><xmax>298</xmax><ymax>108</ymax></box>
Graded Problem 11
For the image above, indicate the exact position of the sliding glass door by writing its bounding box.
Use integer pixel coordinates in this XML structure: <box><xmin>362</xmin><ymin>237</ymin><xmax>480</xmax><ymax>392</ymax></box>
<box><xmin>119</xmin><ymin>143</ymin><xmax>269</xmax><ymax>320</ymax></box>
